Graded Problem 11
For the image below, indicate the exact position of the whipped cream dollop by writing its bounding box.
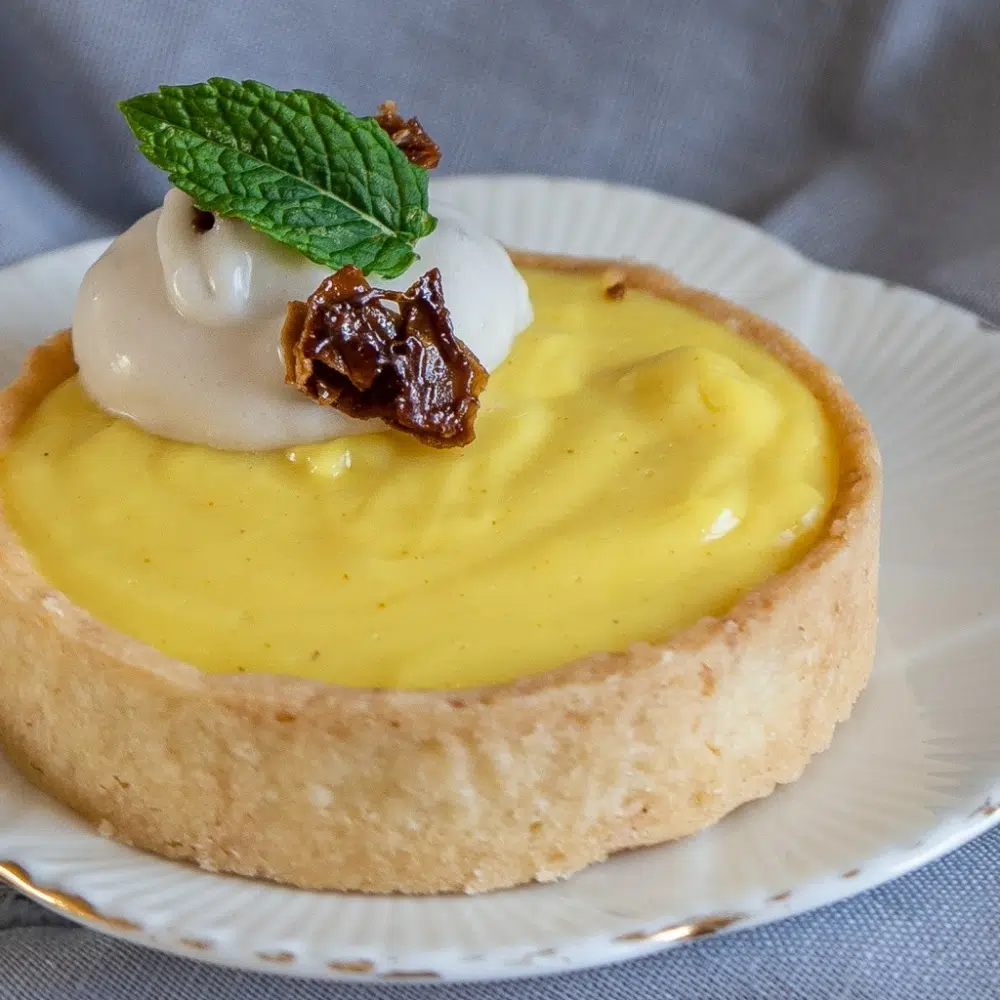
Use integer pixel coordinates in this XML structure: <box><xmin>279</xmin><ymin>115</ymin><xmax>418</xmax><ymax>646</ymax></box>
<box><xmin>72</xmin><ymin>188</ymin><xmax>533</xmax><ymax>450</ymax></box>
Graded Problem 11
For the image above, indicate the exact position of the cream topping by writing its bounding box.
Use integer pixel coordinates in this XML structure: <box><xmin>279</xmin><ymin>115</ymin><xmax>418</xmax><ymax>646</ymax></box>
<box><xmin>71</xmin><ymin>189</ymin><xmax>532</xmax><ymax>451</ymax></box>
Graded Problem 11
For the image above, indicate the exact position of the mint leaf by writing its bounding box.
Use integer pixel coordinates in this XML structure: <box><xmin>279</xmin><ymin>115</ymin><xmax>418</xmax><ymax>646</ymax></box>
<box><xmin>119</xmin><ymin>78</ymin><xmax>436</xmax><ymax>278</ymax></box>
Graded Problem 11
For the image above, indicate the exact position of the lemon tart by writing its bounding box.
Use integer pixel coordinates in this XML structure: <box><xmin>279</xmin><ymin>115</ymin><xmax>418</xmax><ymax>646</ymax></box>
<box><xmin>0</xmin><ymin>79</ymin><xmax>880</xmax><ymax>894</ymax></box>
<box><xmin>0</xmin><ymin>250</ymin><xmax>880</xmax><ymax>894</ymax></box>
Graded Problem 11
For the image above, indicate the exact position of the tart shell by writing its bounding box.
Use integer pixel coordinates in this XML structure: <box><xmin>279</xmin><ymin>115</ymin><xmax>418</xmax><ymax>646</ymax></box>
<box><xmin>0</xmin><ymin>254</ymin><xmax>881</xmax><ymax>894</ymax></box>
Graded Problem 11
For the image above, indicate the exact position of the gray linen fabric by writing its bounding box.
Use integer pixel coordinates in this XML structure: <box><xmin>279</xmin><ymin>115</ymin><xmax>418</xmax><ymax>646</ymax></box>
<box><xmin>1</xmin><ymin>0</ymin><xmax>999</xmax><ymax>996</ymax></box>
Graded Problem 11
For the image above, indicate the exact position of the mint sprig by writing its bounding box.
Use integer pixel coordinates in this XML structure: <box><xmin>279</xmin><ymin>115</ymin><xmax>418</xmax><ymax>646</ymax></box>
<box><xmin>119</xmin><ymin>78</ymin><xmax>436</xmax><ymax>278</ymax></box>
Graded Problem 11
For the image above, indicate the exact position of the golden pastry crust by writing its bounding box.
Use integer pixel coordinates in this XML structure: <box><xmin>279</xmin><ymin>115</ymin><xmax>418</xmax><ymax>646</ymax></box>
<box><xmin>0</xmin><ymin>254</ymin><xmax>881</xmax><ymax>894</ymax></box>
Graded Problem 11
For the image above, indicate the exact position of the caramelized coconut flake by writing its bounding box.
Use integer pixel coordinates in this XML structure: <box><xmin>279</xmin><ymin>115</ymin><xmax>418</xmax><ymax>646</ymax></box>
<box><xmin>374</xmin><ymin>100</ymin><xmax>441</xmax><ymax>169</ymax></box>
<box><xmin>281</xmin><ymin>266</ymin><xmax>488</xmax><ymax>448</ymax></box>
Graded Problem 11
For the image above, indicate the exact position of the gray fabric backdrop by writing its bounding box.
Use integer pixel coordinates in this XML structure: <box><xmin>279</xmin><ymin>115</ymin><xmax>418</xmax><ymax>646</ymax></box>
<box><xmin>1</xmin><ymin>1</ymin><xmax>999</xmax><ymax>996</ymax></box>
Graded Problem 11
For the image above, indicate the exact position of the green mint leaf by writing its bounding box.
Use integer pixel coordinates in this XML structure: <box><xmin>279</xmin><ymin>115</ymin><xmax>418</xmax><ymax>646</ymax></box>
<box><xmin>118</xmin><ymin>78</ymin><xmax>437</xmax><ymax>279</ymax></box>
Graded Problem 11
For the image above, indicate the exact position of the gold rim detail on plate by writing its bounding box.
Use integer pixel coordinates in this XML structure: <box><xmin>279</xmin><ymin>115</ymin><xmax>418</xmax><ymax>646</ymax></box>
<box><xmin>0</xmin><ymin>859</ymin><xmax>140</xmax><ymax>932</ymax></box>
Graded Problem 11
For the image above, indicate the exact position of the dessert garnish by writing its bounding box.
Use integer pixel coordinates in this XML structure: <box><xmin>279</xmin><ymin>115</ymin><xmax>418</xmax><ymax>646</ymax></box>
<box><xmin>282</xmin><ymin>265</ymin><xmax>487</xmax><ymax>448</ymax></box>
<box><xmin>107</xmin><ymin>79</ymin><xmax>528</xmax><ymax>450</ymax></box>
<box><xmin>374</xmin><ymin>100</ymin><xmax>442</xmax><ymax>169</ymax></box>
<box><xmin>119</xmin><ymin>79</ymin><xmax>436</xmax><ymax>278</ymax></box>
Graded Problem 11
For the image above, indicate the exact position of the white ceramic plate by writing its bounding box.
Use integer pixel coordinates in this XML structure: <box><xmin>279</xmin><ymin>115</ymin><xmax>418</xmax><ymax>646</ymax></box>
<box><xmin>1</xmin><ymin>176</ymin><xmax>999</xmax><ymax>983</ymax></box>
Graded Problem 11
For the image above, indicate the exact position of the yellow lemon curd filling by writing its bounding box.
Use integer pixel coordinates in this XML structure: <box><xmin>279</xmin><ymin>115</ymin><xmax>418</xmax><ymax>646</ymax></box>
<box><xmin>1</xmin><ymin>269</ymin><xmax>836</xmax><ymax>689</ymax></box>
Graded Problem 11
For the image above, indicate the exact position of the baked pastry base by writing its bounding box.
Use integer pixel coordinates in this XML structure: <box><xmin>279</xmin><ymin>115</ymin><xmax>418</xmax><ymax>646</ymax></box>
<box><xmin>0</xmin><ymin>254</ymin><xmax>881</xmax><ymax>894</ymax></box>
